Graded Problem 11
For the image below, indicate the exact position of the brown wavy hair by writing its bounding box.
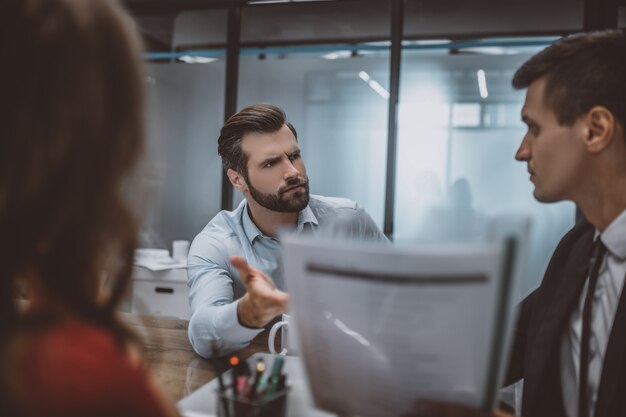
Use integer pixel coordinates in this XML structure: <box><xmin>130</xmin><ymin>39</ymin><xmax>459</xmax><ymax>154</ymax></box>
<box><xmin>0</xmin><ymin>0</ymin><xmax>144</xmax><ymax>411</ymax></box>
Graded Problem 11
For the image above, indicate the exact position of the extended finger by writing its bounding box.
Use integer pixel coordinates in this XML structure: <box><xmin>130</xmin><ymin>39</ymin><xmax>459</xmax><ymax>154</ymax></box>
<box><xmin>231</xmin><ymin>255</ymin><xmax>278</xmax><ymax>289</ymax></box>
<box><xmin>230</xmin><ymin>255</ymin><xmax>253</xmax><ymax>279</ymax></box>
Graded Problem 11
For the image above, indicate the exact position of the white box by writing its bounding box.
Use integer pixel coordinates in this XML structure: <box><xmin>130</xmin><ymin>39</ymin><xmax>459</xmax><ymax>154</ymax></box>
<box><xmin>131</xmin><ymin>266</ymin><xmax>190</xmax><ymax>319</ymax></box>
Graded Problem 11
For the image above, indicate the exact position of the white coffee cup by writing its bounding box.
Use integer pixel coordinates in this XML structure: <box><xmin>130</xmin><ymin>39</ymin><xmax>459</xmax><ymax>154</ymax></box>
<box><xmin>172</xmin><ymin>240</ymin><xmax>190</xmax><ymax>262</ymax></box>
<box><xmin>268</xmin><ymin>314</ymin><xmax>293</xmax><ymax>355</ymax></box>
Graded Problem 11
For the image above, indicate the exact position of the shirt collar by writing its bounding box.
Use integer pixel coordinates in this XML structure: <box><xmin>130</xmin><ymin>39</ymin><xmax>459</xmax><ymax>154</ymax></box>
<box><xmin>598</xmin><ymin>208</ymin><xmax>626</xmax><ymax>260</ymax></box>
<box><xmin>242</xmin><ymin>201</ymin><xmax>264</xmax><ymax>244</ymax></box>
<box><xmin>241</xmin><ymin>200</ymin><xmax>319</xmax><ymax>244</ymax></box>
<box><xmin>296</xmin><ymin>203</ymin><xmax>319</xmax><ymax>232</ymax></box>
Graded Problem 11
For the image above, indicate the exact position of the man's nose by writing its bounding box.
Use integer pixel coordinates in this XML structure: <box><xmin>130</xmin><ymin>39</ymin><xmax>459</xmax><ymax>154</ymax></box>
<box><xmin>284</xmin><ymin>160</ymin><xmax>300</xmax><ymax>179</ymax></box>
<box><xmin>515</xmin><ymin>138</ymin><xmax>530</xmax><ymax>161</ymax></box>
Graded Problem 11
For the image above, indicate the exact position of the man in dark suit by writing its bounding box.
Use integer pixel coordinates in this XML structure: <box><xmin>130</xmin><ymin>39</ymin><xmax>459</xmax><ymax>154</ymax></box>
<box><xmin>505</xmin><ymin>29</ymin><xmax>626</xmax><ymax>417</ymax></box>
<box><xmin>410</xmin><ymin>30</ymin><xmax>626</xmax><ymax>417</ymax></box>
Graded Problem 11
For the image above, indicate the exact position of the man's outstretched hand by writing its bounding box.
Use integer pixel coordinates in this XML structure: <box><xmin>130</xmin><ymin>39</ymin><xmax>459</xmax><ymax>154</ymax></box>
<box><xmin>232</xmin><ymin>255</ymin><xmax>289</xmax><ymax>328</ymax></box>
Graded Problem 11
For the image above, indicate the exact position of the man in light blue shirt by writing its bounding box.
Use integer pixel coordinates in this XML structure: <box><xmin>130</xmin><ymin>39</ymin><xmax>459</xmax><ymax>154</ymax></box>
<box><xmin>188</xmin><ymin>104</ymin><xmax>386</xmax><ymax>357</ymax></box>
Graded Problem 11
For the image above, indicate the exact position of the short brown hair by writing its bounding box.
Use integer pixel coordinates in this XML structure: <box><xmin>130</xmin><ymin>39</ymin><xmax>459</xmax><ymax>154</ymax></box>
<box><xmin>217</xmin><ymin>103</ymin><xmax>297</xmax><ymax>178</ymax></box>
<box><xmin>512</xmin><ymin>30</ymin><xmax>626</xmax><ymax>128</ymax></box>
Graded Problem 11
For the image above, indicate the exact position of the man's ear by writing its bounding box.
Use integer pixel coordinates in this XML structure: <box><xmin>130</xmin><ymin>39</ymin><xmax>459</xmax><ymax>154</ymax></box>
<box><xmin>227</xmin><ymin>168</ymin><xmax>248</xmax><ymax>192</ymax></box>
<box><xmin>584</xmin><ymin>106</ymin><xmax>615</xmax><ymax>153</ymax></box>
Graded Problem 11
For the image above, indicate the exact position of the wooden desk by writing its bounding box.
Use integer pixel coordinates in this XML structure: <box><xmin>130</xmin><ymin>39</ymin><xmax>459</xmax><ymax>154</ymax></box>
<box><xmin>120</xmin><ymin>313</ymin><xmax>272</xmax><ymax>403</ymax></box>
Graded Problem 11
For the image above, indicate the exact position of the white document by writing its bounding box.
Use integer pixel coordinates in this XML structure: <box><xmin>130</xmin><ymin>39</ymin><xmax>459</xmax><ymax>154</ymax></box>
<box><xmin>133</xmin><ymin>257</ymin><xmax>186</xmax><ymax>271</ymax></box>
<box><xmin>281</xmin><ymin>235</ymin><xmax>518</xmax><ymax>417</ymax></box>
<box><xmin>134</xmin><ymin>248</ymin><xmax>186</xmax><ymax>271</ymax></box>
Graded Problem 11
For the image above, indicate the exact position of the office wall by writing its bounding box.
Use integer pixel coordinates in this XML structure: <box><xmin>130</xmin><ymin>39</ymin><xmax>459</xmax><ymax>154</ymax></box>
<box><xmin>172</xmin><ymin>9</ymin><xmax>227</xmax><ymax>49</ymax></box>
<box><xmin>403</xmin><ymin>0</ymin><xmax>583</xmax><ymax>37</ymax></box>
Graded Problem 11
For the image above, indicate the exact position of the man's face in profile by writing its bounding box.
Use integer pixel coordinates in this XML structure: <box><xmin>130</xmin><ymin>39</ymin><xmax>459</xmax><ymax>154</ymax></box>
<box><xmin>515</xmin><ymin>76</ymin><xmax>587</xmax><ymax>203</ymax></box>
<box><xmin>241</xmin><ymin>124</ymin><xmax>310</xmax><ymax>213</ymax></box>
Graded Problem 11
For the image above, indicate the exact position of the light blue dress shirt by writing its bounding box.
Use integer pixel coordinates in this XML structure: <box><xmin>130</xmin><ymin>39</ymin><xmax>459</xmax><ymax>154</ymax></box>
<box><xmin>187</xmin><ymin>194</ymin><xmax>387</xmax><ymax>357</ymax></box>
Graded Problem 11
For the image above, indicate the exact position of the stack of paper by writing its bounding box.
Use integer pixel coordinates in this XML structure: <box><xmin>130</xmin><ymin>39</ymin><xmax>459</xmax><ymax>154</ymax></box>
<box><xmin>134</xmin><ymin>248</ymin><xmax>186</xmax><ymax>271</ymax></box>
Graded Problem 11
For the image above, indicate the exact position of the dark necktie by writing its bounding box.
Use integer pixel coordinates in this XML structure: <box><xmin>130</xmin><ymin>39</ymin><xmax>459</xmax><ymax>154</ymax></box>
<box><xmin>578</xmin><ymin>237</ymin><xmax>607</xmax><ymax>417</ymax></box>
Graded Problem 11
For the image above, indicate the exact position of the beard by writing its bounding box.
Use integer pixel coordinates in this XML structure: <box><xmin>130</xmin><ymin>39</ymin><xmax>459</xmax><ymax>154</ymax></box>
<box><xmin>247</xmin><ymin>176</ymin><xmax>310</xmax><ymax>213</ymax></box>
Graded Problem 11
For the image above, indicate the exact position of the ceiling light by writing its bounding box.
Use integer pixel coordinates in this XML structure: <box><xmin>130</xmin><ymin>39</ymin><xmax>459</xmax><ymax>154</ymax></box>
<box><xmin>461</xmin><ymin>46</ymin><xmax>519</xmax><ymax>55</ymax></box>
<box><xmin>322</xmin><ymin>50</ymin><xmax>353</xmax><ymax>60</ymax></box>
<box><xmin>178</xmin><ymin>55</ymin><xmax>218</xmax><ymax>64</ymax></box>
<box><xmin>358</xmin><ymin>71</ymin><xmax>389</xmax><ymax>100</ymax></box>
<box><xmin>477</xmin><ymin>69</ymin><xmax>488</xmax><ymax>99</ymax></box>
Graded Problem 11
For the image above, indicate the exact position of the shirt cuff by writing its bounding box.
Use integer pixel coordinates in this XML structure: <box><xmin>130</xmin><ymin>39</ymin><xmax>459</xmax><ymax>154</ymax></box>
<box><xmin>219</xmin><ymin>299</ymin><xmax>264</xmax><ymax>343</ymax></box>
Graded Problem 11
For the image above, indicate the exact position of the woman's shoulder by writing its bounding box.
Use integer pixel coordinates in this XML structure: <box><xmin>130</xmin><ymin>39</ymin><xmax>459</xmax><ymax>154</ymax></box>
<box><xmin>39</xmin><ymin>320</ymin><xmax>126</xmax><ymax>358</ymax></box>
<box><xmin>24</xmin><ymin>321</ymin><xmax>132</xmax><ymax>380</ymax></box>
<box><xmin>16</xmin><ymin>320</ymin><xmax>171</xmax><ymax>417</ymax></box>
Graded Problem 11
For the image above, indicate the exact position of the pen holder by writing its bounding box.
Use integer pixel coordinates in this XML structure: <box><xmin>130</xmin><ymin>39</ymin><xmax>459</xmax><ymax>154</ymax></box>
<box><xmin>215</xmin><ymin>387</ymin><xmax>290</xmax><ymax>417</ymax></box>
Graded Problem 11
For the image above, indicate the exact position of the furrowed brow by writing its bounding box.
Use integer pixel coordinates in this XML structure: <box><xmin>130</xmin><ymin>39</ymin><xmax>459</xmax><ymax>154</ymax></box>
<box><xmin>259</xmin><ymin>156</ymin><xmax>281</xmax><ymax>167</ymax></box>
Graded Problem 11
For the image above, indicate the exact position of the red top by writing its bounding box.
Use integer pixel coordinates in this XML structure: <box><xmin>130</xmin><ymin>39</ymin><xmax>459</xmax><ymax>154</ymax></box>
<box><xmin>14</xmin><ymin>321</ymin><xmax>173</xmax><ymax>417</ymax></box>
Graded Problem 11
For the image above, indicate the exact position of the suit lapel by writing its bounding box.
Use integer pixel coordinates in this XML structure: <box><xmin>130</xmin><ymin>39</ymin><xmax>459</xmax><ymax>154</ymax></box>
<box><xmin>594</xmin><ymin>278</ymin><xmax>626</xmax><ymax>416</ymax></box>
<box><xmin>525</xmin><ymin>228</ymin><xmax>594</xmax><ymax>407</ymax></box>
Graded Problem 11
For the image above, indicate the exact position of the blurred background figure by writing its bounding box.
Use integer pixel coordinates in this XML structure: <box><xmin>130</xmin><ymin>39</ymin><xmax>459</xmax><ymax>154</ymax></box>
<box><xmin>0</xmin><ymin>1</ymin><xmax>178</xmax><ymax>416</ymax></box>
<box><xmin>442</xmin><ymin>178</ymin><xmax>487</xmax><ymax>241</ymax></box>
<box><xmin>399</xmin><ymin>176</ymin><xmax>487</xmax><ymax>244</ymax></box>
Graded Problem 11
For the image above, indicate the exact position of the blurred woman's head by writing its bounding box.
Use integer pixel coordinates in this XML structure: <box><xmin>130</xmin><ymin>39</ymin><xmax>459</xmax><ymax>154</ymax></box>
<box><xmin>0</xmin><ymin>0</ymin><xmax>144</xmax><ymax>331</ymax></box>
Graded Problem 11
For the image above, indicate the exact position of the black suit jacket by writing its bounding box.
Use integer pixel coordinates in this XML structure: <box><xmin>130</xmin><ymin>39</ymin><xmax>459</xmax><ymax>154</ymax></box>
<box><xmin>505</xmin><ymin>220</ymin><xmax>626</xmax><ymax>417</ymax></box>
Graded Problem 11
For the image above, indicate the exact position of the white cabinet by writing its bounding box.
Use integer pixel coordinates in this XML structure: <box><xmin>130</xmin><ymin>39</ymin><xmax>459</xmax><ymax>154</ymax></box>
<box><xmin>131</xmin><ymin>267</ymin><xmax>190</xmax><ymax>319</ymax></box>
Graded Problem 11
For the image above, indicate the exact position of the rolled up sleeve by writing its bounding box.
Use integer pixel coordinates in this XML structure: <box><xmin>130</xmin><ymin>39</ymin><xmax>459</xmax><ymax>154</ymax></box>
<box><xmin>187</xmin><ymin>233</ymin><xmax>262</xmax><ymax>358</ymax></box>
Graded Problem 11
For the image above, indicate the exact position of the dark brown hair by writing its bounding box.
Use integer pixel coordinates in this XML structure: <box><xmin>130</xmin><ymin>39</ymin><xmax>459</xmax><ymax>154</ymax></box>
<box><xmin>512</xmin><ymin>29</ymin><xmax>626</xmax><ymax>128</ymax></box>
<box><xmin>217</xmin><ymin>103</ymin><xmax>297</xmax><ymax>179</ymax></box>
<box><xmin>0</xmin><ymin>0</ymin><xmax>144</xmax><ymax>408</ymax></box>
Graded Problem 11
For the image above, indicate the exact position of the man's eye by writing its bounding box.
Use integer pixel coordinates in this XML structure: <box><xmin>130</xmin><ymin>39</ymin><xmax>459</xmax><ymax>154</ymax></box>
<box><xmin>289</xmin><ymin>152</ymin><xmax>300</xmax><ymax>161</ymax></box>
<box><xmin>264</xmin><ymin>162</ymin><xmax>274</xmax><ymax>168</ymax></box>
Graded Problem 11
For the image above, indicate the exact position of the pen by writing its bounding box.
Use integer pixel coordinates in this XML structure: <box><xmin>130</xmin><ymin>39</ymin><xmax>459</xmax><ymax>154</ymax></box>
<box><xmin>236</xmin><ymin>375</ymin><xmax>248</xmax><ymax>397</ymax></box>
<box><xmin>249</xmin><ymin>359</ymin><xmax>266</xmax><ymax>400</ymax></box>
<box><xmin>263</xmin><ymin>375</ymin><xmax>280</xmax><ymax>399</ymax></box>
<box><xmin>258</xmin><ymin>355</ymin><xmax>284</xmax><ymax>394</ymax></box>
<box><xmin>269</xmin><ymin>355</ymin><xmax>285</xmax><ymax>379</ymax></box>
<box><xmin>229</xmin><ymin>355</ymin><xmax>240</xmax><ymax>397</ymax></box>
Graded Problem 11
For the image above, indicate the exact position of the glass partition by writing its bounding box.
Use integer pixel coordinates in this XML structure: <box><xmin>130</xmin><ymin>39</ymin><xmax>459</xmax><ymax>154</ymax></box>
<box><xmin>140</xmin><ymin>61</ymin><xmax>226</xmax><ymax>249</ymax></box>
<box><xmin>395</xmin><ymin>39</ymin><xmax>576</xmax><ymax>298</ymax></box>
